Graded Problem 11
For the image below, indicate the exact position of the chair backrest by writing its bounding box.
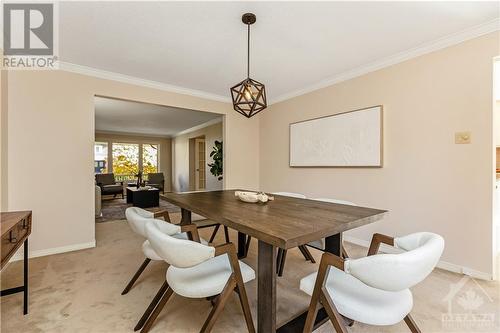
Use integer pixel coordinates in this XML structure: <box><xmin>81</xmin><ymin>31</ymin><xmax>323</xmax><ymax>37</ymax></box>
<box><xmin>273</xmin><ymin>192</ymin><xmax>306</xmax><ymax>199</ymax></box>
<box><xmin>344</xmin><ymin>232</ymin><xmax>444</xmax><ymax>292</ymax></box>
<box><xmin>95</xmin><ymin>173</ymin><xmax>115</xmax><ymax>186</ymax></box>
<box><xmin>312</xmin><ymin>198</ymin><xmax>356</xmax><ymax>206</ymax></box>
<box><xmin>147</xmin><ymin>172</ymin><xmax>164</xmax><ymax>183</ymax></box>
<box><xmin>145</xmin><ymin>221</ymin><xmax>215</xmax><ymax>268</ymax></box>
<box><xmin>125</xmin><ymin>207</ymin><xmax>180</xmax><ymax>237</ymax></box>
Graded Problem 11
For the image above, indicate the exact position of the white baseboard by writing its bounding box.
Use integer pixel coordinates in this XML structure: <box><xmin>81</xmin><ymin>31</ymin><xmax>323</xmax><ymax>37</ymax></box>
<box><xmin>9</xmin><ymin>241</ymin><xmax>96</xmax><ymax>262</ymax></box>
<box><xmin>343</xmin><ymin>235</ymin><xmax>493</xmax><ymax>281</ymax></box>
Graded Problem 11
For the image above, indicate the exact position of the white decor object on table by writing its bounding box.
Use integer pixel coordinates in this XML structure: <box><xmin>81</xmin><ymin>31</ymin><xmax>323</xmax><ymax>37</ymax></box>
<box><xmin>235</xmin><ymin>191</ymin><xmax>273</xmax><ymax>203</ymax></box>
<box><xmin>289</xmin><ymin>105</ymin><xmax>383</xmax><ymax>167</ymax></box>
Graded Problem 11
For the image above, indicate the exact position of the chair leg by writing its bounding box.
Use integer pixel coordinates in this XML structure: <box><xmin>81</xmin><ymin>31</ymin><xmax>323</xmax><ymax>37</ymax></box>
<box><xmin>300</xmin><ymin>245</ymin><xmax>316</xmax><ymax>263</ymax></box>
<box><xmin>122</xmin><ymin>258</ymin><xmax>151</xmax><ymax>295</ymax></box>
<box><xmin>140</xmin><ymin>287</ymin><xmax>174</xmax><ymax>333</ymax></box>
<box><xmin>321</xmin><ymin>292</ymin><xmax>348</xmax><ymax>333</ymax></box>
<box><xmin>200</xmin><ymin>276</ymin><xmax>237</xmax><ymax>333</ymax></box>
<box><xmin>223</xmin><ymin>226</ymin><xmax>230</xmax><ymax>243</ymax></box>
<box><xmin>209</xmin><ymin>225</ymin><xmax>220</xmax><ymax>243</ymax></box>
<box><xmin>235</xmin><ymin>283</ymin><xmax>256</xmax><ymax>332</ymax></box>
<box><xmin>404</xmin><ymin>314</ymin><xmax>422</xmax><ymax>333</ymax></box>
<box><xmin>278</xmin><ymin>249</ymin><xmax>287</xmax><ymax>277</ymax></box>
<box><xmin>276</xmin><ymin>249</ymin><xmax>283</xmax><ymax>274</ymax></box>
<box><xmin>245</xmin><ymin>236</ymin><xmax>252</xmax><ymax>256</ymax></box>
<box><xmin>341</xmin><ymin>245</ymin><xmax>349</xmax><ymax>259</ymax></box>
<box><xmin>298</xmin><ymin>245</ymin><xmax>312</xmax><ymax>262</ymax></box>
<box><xmin>134</xmin><ymin>280</ymin><xmax>169</xmax><ymax>331</ymax></box>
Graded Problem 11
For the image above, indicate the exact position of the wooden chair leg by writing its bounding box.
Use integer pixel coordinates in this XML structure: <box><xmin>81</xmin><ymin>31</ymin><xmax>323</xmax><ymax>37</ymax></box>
<box><xmin>235</xmin><ymin>284</ymin><xmax>255</xmax><ymax>332</ymax></box>
<box><xmin>209</xmin><ymin>225</ymin><xmax>220</xmax><ymax>243</ymax></box>
<box><xmin>122</xmin><ymin>258</ymin><xmax>151</xmax><ymax>295</ymax></box>
<box><xmin>278</xmin><ymin>249</ymin><xmax>287</xmax><ymax>277</ymax></box>
<box><xmin>140</xmin><ymin>287</ymin><xmax>174</xmax><ymax>333</ymax></box>
<box><xmin>134</xmin><ymin>280</ymin><xmax>169</xmax><ymax>331</ymax></box>
<box><xmin>301</xmin><ymin>245</ymin><xmax>316</xmax><ymax>263</ymax></box>
<box><xmin>200</xmin><ymin>276</ymin><xmax>237</xmax><ymax>333</ymax></box>
<box><xmin>404</xmin><ymin>314</ymin><xmax>421</xmax><ymax>333</ymax></box>
<box><xmin>341</xmin><ymin>245</ymin><xmax>349</xmax><ymax>259</ymax></box>
<box><xmin>321</xmin><ymin>292</ymin><xmax>348</xmax><ymax>333</ymax></box>
<box><xmin>223</xmin><ymin>226</ymin><xmax>230</xmax><ymax>243</ymax></box>
<box><xmin>245</xmin><ymin>236</ymin><xmax>252</xmax><ymax>255</ymax></box>
<box><xmin>276</xmin><ymin>249</ymin><xmax>283</xmax><ymax>273</ymax></box>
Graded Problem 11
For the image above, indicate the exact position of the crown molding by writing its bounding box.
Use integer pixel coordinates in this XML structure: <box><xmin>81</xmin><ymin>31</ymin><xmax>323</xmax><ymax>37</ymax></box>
<box><xmin>58</xmin><ymin>18</ymin><xmax>499</xmax><ymax>106</ymax></box>
<box><xmin>173</xmin><ymin>117</ymin><xmax>223</xmax><ymax>137</ymax></box>
<box><xmin>58</xmin><ymin>61</ymin><xmax>231</xmax><ymax>103</ymax></box>
<box><xmin>271</xmin><ymin>18</ymin><xmax>500</xmax><ymax>104</ymax></box>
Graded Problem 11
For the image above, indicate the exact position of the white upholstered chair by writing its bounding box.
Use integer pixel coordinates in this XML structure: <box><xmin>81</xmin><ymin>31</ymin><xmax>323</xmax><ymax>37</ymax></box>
<box><xmin>122</xmin><ymin>207</ymin><xmax>206</xmax><ymax>295</ymax></box>
<box><xmin>138</xmin><ymin>221</ymin><xmax>256</xmax><ymax>333</ymax></box>
<box><xmin>300</xmin><ymin>232</ymin><xmax>444</xmax><ymax>333</ymax></box>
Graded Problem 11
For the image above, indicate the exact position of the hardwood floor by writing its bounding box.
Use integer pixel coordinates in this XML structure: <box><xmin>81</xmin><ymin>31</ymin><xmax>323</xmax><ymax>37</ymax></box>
<box><xmin>1</xmin><ymin>214</ymin><xmax>499</xmax><ymax>332</ymax></box>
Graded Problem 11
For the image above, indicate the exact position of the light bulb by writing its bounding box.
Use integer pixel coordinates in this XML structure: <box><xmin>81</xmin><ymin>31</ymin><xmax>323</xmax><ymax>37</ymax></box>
<box><xmin>243</xmin><ymin>86</ymin><xmax>253</xmax><ymax>101</ymax></box>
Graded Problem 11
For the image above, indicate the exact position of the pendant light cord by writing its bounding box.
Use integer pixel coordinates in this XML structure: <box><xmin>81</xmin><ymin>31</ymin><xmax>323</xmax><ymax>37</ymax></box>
<box><xmin>247</xmin><ymin>23</ymin><xmax>250</xmax><ymax>78</ymax></box>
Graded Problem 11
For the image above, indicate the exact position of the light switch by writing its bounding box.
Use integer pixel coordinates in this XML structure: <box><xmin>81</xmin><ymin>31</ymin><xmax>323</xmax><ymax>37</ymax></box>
<box><xmin>455</xmin><ymin>131</ymin><xmax>471</xmax><ymax>144</ymax></box>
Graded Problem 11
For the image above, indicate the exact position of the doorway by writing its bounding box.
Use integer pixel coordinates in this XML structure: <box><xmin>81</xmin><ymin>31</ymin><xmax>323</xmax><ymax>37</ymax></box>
<box><xmin>93</xmin><ymin>95</ymin><xmax>224</xmax><ymax>223</ymax></box>
<box><xmin>194</xmin><ymin>138</ymin><xmax>206</xmax><ymax>190</ymax></box>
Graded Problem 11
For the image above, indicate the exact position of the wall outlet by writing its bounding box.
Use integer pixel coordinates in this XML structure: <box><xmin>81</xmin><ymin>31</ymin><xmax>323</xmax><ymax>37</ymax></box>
<box><xmin>455</xmin><ymin>131</ymin><xmax>471</xmax><ymax>144</ymax></box>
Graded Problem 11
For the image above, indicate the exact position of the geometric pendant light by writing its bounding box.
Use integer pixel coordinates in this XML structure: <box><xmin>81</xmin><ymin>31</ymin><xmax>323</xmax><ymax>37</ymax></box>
<box><xmin>230</xmin><ymin>13</ymin><xmax>267</xmax><ymax>118</ymax></box>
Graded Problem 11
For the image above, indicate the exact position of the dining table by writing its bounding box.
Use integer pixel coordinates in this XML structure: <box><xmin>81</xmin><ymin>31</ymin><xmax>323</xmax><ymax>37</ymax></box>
<box><xmin>161</xmin><ymin>190</ymin><xmax>387</xmax><ymax>333</ymax></box>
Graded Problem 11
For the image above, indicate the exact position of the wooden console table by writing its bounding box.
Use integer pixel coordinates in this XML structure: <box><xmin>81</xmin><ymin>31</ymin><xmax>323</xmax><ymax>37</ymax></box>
<box><xmin>1</xmin><ymin>211</ymin><xmax>32</xmax><ymax>315</ymax></box>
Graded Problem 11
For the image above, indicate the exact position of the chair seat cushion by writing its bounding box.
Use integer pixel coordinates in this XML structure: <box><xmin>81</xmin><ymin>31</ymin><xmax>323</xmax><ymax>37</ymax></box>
<box><xmin>300</xmin><ymin>267</ymin><xmax>413</xmax><ymax>326</ymax></box>
<box><xmin>142</xmin><ymin>234</ymin><xmax>208</xmax><ymax>260</ymax></box>
<box><xmin>101</xmin><ymin>184</ymin><xmax>122</xmax><ymax>193</ymax></box>
<box><xmin>167</xmin><ymin>254</ymin><xmax>255</xmax><ymax>298</ymax></box>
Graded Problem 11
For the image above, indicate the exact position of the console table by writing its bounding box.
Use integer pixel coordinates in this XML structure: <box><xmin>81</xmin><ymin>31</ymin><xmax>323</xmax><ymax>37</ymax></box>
<box><xmin>1</xmin><ymin>211</ymin><xmax>32</xmax><ymax>315</ymax></box>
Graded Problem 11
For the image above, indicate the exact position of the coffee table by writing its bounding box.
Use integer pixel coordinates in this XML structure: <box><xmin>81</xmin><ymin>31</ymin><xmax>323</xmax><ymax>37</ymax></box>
<box><xmin>126</xmin><ymin>187</ymin><xmax>159</xmax><ymax>208</ymax></box>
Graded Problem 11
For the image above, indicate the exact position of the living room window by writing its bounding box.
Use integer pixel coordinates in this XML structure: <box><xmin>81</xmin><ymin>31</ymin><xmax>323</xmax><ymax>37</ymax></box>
<box><xmin>112</xmin><ymin>143</ymin><xmax>140</xmax><ymax>178</ymax></box>
<box><xmin>94</xmin><ymin>142</ymin><xmax>108</xmax><ymax>174</ymax></box>
<box><xmin>142</xmin><ymin>144</ymin><xmax>159</xmax><ymax>174</ymax></box>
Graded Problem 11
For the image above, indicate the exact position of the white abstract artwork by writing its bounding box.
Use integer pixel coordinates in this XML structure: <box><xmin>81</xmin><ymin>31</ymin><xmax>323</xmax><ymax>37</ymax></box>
<box><xmin>289</xmin><ymin>106</ymin><xmax>382</xmax><ymax>167</ymax></box>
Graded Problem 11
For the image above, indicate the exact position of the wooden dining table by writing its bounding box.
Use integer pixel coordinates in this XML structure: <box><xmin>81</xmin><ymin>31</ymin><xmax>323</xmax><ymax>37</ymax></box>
<box><xmin>161</xmin><ymin>190</ymin><xmax>387</xmax><ymax>333</ymax></box>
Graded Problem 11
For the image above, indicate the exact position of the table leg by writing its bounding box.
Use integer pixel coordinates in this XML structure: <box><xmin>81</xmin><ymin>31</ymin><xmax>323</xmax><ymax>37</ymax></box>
<box><xmin>23</xmin><ymin>238</ymin><xmax>28</xmax><ymax>315</ymax></box>
<box><xmin>237</xmin><ymin>232</ymin><xmax>247</xmax><ymax>258</ymax></box>
<box><xmin>276</xmin><ymin>233</ymin><xmax>342</xmax><ymax>333</ymax></box>
<box><xmin>258</xmin><ymin>241</ymin><xmax>276</xmax><ymax>333</ymax></box>
<box><xmin>180</xmin><ymin>208</ymin><xmax>191</xmax><ymax>225</ymax></box>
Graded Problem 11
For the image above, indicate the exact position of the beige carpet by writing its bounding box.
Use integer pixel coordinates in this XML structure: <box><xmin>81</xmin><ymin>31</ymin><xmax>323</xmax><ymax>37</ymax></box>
<box><xmin>1</xmin><ymin>213</ymin><xmax>499</xmax><ymax>332</ymax></box>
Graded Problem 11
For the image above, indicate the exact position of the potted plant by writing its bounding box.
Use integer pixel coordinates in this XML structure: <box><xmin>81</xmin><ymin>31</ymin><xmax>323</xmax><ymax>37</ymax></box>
<box><xmin>208</xmin><ymin>140</ymin><xmax>223</xmax><ymax>181</ymax></box>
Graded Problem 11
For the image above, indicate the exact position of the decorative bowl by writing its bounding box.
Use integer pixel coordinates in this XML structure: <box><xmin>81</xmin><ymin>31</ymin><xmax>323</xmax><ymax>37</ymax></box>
<box><xmin>235</xmin><ymin>191</ymin><xmax>270</xmax><ymax>203</ymax></box>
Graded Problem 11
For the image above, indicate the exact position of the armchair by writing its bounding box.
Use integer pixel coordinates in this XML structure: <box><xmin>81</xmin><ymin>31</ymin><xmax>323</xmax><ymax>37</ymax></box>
<box><xmin>95</xmin><ymin>173</ymin><xmax>124</xmax><ymax>198</ymax></box>
<box><xmin>145</xmin><ymin>172</ymin><xmax>165</xmax><ymax>193</ymax></box>
<box><xmin>139</xmin><ymin>222</ymin><xmax>255</xmax><ymax>333</ymax></box>
<box><xmin>301</xmin><ymin>232</ymin><xmax>444</xmax><ymax>333</ymax></box>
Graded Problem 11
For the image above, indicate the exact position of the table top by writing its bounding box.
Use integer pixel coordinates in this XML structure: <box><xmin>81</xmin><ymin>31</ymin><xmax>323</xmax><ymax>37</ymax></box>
<box><xmin>161</xmin><ymin>190</ymin><xmax>387</xmax><ymax>249</ymax></box>
<box><xmin>1</xmin><ymin>211</ymin><xmax>32</xmax><ymax>236</ymax></box>
<box><xmin>126</xmin><ymin>186</ymin><xmax>159</xmax><ymax>192</ymax></box>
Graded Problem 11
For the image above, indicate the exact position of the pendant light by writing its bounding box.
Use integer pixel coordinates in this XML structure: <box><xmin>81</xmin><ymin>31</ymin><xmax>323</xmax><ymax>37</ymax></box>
<box><xmin>230</xmin><ymin>13</ymin><xmax>267</xmax><ymax>118</ymax></box>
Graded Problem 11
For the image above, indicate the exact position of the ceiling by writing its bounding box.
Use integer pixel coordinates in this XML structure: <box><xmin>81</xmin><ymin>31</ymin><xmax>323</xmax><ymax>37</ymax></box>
<box><xmin>94</xmin><ymin>97</ymin><xmax>222</xmax><ymax>137</ymax></box>
<box><xmin>61</xmin><ymin>2</ymin><xmax>499</xmax><ymax>103</ymax></box>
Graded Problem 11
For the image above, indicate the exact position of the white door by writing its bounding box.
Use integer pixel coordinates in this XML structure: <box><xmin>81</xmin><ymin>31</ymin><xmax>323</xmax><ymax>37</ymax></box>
<box><xmin>194</xmin><ymin>138</ymin><xmax>206</xmax><ymax>190</ymax></box>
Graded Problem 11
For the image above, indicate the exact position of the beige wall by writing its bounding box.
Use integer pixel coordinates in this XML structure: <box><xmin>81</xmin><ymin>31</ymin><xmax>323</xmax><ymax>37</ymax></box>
<box><xmin>94</xmin><ymin>132</ymin><xmax>172</xmax><ymax>192</ymax></box>
<box><xmin>4</xmin><ymin>70</ymin><xmax>259</xmax><ymax>256</ymax></box>
<box><xmin>1</xmin><ymin>69</ymin><xmax>7</xmax><ymax>211</ymax></box>
<box><xmin>260</xmin><ymin>32</ymin><xmax>499</xmax><ymax>277</ymax></box>
<box><xmin>172</xmin><ymin>121</ymin><xmax>223</xmax><ymax>192</ymax></box>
